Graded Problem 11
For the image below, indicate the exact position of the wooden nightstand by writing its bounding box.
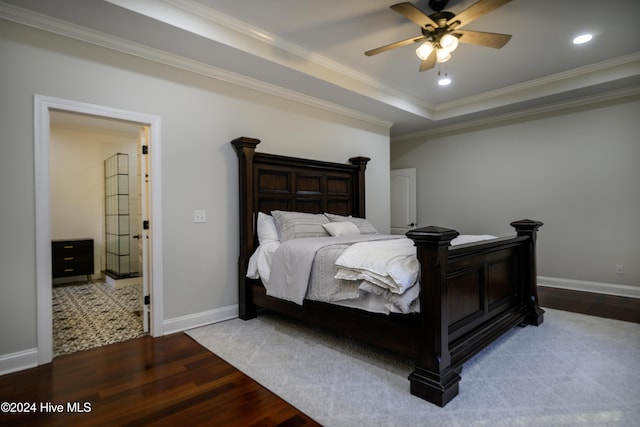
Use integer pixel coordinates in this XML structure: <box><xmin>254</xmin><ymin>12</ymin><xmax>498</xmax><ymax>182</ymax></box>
<box><xmin>52</xmin><ymin>239</ymin><xmax>94</xmax><ymax>281</ymax></box>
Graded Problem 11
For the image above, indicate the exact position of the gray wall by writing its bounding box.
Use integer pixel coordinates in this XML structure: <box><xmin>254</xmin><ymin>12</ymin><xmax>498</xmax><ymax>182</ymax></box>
<box><xmin>0</xmin><ymin>20</ymin><xmax>390</xmax><ymax>358</ymax></box>
<box><xmin>391</xmin><ymin>99</ymin><xmax>640</xmax><ymax>288</ymax></box>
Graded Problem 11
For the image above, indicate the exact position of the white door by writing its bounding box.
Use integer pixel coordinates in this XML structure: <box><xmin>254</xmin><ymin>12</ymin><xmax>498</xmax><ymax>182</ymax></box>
<box><xmin>138</xmin><ymin>126</ymin><xmax>151</xmax><ymax>333</ymax></box>
<box><xmin>390</xmin><ymin>168</ymin><xmax>417</xmax><ymax>235</ymax></box>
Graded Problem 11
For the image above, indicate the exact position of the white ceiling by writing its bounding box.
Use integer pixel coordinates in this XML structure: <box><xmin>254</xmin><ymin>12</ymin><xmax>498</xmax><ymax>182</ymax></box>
<box><xmin>3</xmin><ymin>0</ymin><xmax>640</xmax><ymax>138</ymax></box>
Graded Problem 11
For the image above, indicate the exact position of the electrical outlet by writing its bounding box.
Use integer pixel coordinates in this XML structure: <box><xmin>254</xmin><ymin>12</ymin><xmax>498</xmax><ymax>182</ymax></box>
<box><xmin>193</xmin><ymin>210</ymin><xmax>206</xmax><ymax>223</ymax></box>
<box><xmin>616</xmin><ymin>264</ymin><xmax>624</xmax><ymax>275</ymax></box>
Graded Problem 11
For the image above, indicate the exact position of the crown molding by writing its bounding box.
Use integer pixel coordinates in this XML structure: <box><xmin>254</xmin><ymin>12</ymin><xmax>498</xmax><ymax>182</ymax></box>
<box><xmin>392</xmin><ymin>84</ymin><xmax>640</xmax><ymax>142</ymax></box>
<box><xmin>0</xmin><ymin>1</ymin><xmax>393</xmax><ymax>129</ymax></box>
<box><xmin>4</xmin><ymin>0</ymin><xmax>638</xmax><ymax>138</ymax></box>
<box><xmin>434</xmin><ymin>52</ymin><xmax>640</xmax><ymax>120</ymax></box>
<box><xmin>162</xmin><ymin>0</ymin><xmax>436</xmax><ymax>113</ymax></box>
<box><xmin>162</xmin><ymin>0</ymin><xmax>640</xmax><ymax>126</ymax></box>
<box><xmin>106</xmin><ymin>0</ymin><xmax>434</xmax><ymax>119</ymax></box>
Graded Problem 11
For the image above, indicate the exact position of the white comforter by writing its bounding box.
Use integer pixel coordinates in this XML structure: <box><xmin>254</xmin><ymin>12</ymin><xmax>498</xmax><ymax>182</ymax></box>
<box><xmin>334</xmin><ymin>238</ymin><xmax>418</xmax><ymax>295</ymax></box>
<box><xmin>334</xmin><ymin>234</ymin><xmax>499</xmax><ymax>295</ymax></box>
<box><xmin>262</xmin><ymin>235</ymin><xmax>402</xmax><ymax>305</ymax></box>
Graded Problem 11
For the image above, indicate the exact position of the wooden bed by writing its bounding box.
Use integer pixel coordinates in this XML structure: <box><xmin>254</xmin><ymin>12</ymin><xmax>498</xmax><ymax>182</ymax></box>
<box><xmin>232</xmin><ymin>136</ymin><xmax>544</xmax><ymax>407</ymax></box>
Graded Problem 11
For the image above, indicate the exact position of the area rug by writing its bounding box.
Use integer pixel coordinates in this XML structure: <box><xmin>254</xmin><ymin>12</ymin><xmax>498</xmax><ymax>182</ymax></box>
<box><xmin>187</xmin><ymin>308</ymin><xmax>640</xmax><ymax>426</ymax></box>
<box><xmin>52</xmin><ymin>281</ymin><xmax>145</xmax><ymax>357</ymax></box>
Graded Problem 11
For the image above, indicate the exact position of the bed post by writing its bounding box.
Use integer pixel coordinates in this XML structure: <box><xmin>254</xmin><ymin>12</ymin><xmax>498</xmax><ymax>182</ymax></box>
<box><xmin>511</xmin><ymin>219</ymin><xmax>545</xmax><ymax>326</ymax></box>
<box><xmin>231</xmin><ymin>136</ymin><xmax>261</xmax><ymax>320</ymax></box>
<box><xmin>349</xmin><ymin>156</ymin><xmax>370</xmax><ymax>218</ymax></box>
<box><xmin>406</xmin><ymin>225</ymin><xmax>461</xmax><ymax>407</ymax></box>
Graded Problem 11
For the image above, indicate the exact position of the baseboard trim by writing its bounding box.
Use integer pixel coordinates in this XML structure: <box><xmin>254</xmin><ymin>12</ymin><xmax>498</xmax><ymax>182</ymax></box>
<box><xmin>163</xmin><ymin>305</ymin><xmax>238</xmax><ymax>335</ymax></box>
<box><xmin>538</xmin><ymin>282</ymin><xmax>640</xmax><ymax>323</ymax></box>
<box><xmin>538</xmin><ymin>276</ymin><xmax>640</xmax><ymax>299</ymax></box>
<box><xmin>0</xmin><ymin>348</ymin><xmax>38</xmax><ymax>376</ymax></box>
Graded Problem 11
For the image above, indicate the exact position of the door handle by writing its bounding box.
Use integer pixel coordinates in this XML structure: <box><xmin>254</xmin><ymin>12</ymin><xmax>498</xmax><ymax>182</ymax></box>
<box><xmin>408</xmin><ymin>222</ymin><xmax>415</xmax><ymax>227</ymax></box>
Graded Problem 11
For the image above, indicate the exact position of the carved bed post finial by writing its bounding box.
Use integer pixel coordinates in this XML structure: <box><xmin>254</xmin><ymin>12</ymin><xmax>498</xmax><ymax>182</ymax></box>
<box><xmin>349</xmin><ymin>156</ymin><xmax>370</xmax><ymax>218</ymax></box>
<box><xmin>406</xmin><ymin>225</ymin><xmax>461</xmax><ymax>407</ymax></box>
<box><xmin>231</xmin><ymin>137</ymin><xmax>261</xmax><ymax>320</ymax></box>
<box><xmin>511</xmin><ymin>219</ymin><xmax>545</xmax><ymax>326</ymax></box>
<box><xmin>231</xmin><ymin>136</ymin><xmax>260</xmax><ymax>158</ymax></box>
<box><xmin>511</xmin><ymin>218</ymin><xmax>543</xmax><ymax>243</ymax></box>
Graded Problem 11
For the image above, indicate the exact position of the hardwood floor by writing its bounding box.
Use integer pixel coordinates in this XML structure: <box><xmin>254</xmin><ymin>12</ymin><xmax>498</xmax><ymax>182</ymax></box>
<box><xmin>538</xmin><ymin>286</ymin><xmax>640</xmax><ymax>323</ymax></box>
<box><xmin>1</xmin><ymin>287</ymin><xmax>636</xmax><ymax>426</ymax></box>
<box><xmin>0</xmin><ymin>333</ymin><xmax>320</xmax><ymax>427</ymax></box>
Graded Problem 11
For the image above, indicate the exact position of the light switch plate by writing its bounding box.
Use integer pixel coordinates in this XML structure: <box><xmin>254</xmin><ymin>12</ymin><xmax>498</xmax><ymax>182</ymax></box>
<box><xmin>194</xmin><ymin>210</ymin><xmax>206</xmax><ymax>223</ymax></box>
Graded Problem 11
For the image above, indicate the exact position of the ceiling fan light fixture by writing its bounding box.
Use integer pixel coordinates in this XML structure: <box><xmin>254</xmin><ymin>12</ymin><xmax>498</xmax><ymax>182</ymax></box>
<box><xmin>366</xmin><ymin>0</ymin><xmax>513</xmax><ymax>72</ymax></box>
<box><xmin>416</xmin><ymin>42</ymin><xmax>434</xmax><ymax>60</ymax></box>
<box><xmin>436</xmin><ymin>48</ymin><xmax>451</xmax><ymax>63</ymax></box>
<box><xmin>440</xmin><ymin>33</ymin><xmax>459</xmax><ymax>52</ymax></box>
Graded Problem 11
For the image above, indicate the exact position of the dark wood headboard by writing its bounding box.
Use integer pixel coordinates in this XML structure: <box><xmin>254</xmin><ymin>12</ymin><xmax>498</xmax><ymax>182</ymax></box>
<box><xmin>231</xmin><ymin>136</ymin><xmax>370</xmax><ymax>266</ymax></box>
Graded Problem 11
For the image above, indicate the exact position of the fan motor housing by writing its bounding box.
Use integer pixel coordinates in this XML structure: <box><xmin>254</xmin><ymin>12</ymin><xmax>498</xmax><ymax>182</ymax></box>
<box><xmin>428</xmin><ymin>0</ymin><xmax>449</xmax><ymax>12</ymax></box>
<box><xmin>429</xmin><ymin>11</ymin><xmax>455</xmax><ymax>28</ymax></box>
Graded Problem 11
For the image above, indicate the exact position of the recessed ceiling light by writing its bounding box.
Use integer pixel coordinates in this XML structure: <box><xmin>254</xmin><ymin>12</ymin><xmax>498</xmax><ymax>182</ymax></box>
<box><xmin>438</xmin><ymin>77</ymin><xmax>452</xmax><ymax>86</ymax></box>
<box><xmin>573</xmin><ymin>33</ymin><xmax>593</xmax><ymax>45</ymax></box>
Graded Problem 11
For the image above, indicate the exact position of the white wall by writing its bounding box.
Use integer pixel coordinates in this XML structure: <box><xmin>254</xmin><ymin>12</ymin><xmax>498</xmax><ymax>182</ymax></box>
<box><xmin>0</xmin><ymin>20</ymin><xmax>390</xmax><ymax>360</ymax></box>
<box><xmin>391</xmin><ymin>99</ymin><xmax>640</xmax><ymax>289</ymax></box>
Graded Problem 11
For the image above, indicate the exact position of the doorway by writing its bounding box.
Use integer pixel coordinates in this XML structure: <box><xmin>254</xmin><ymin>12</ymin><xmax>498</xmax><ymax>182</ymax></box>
<box><xmin>34</xmin><ymin>95</ymin><xmax>164</xmax><ymax>365</ymax></box>
<box><xmin>49</xmin><ymin>113</ymin><xmax>147</xmax><ymax>356</ymax></box>
<box><xmin>390</xmin><ymin>168</ymin><xmax>417</xmax><ymax>235</ymax></box>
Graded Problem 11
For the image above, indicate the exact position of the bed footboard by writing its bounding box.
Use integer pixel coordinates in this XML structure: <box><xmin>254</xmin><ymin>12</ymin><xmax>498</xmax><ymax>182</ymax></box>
<box><xmin>406</xmin><ymin>219</ymin><xmax>543</xmax><ymax>406</ymax></box>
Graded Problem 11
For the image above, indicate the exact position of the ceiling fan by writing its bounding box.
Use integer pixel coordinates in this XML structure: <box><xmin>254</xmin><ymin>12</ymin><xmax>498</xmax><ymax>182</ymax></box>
<box><xmin>365</xmin><ymin>0</ymin><xmax>513</xmax><ymax>71</ymax></box>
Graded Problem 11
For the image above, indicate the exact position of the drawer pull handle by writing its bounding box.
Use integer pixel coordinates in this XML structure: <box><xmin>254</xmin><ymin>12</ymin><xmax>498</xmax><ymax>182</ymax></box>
<box><xmin>64</xmin><ymin>268</ymin><xmax>75</xmax><ymax>272</ymax></box>
<box><xmin>64</xmin><ymin>257</ymin><xmax>74</xmax><ymax>261</ymax></box>
<box><xmin>63</xmin><ymin>245</ymin><xmax>74</xmax><ymax>249</ymax></box>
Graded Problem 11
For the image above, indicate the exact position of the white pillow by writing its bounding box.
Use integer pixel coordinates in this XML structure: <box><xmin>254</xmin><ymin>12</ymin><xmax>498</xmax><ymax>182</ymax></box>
<box><xmin>257</xmin><ymin>212</ymin><xmax>279</xmax><ymax>244</ymax></box>
<box><xmin>323</xmin><ymin>221</ymin><xmax>361</xmax><ymax>237</ymax></box>
<box><xmin>271</xmin><ymin>210</ymin><xmax>329</xmax><ymax>241</ymax></box>
<box><xmin>324</xmin><ymin>213</ymin><xmax>379</xmax><ymax>235</ymax></box>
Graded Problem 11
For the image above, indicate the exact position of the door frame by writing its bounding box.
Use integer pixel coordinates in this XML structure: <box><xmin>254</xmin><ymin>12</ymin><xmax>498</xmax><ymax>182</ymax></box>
<box><xmin>138</xmin><ymin>126</ymin><xmax>151</xmax><ymax>334</ymax></box>
<box><xmin>34</xmin><ymin>94</ymin><xmax>164</xmax><ymax>365</ymax></box>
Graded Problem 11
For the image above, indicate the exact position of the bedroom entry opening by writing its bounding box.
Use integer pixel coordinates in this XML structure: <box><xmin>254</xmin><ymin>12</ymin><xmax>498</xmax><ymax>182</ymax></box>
<box><xmin>36</xmin><ymin>95</ymin><xmax>164</xmax><ymax>365</ymax></box>
<box><xmin>48</xmin><ymin>112</ymin><xmax>153</xmax><ymax>356</ymax></box>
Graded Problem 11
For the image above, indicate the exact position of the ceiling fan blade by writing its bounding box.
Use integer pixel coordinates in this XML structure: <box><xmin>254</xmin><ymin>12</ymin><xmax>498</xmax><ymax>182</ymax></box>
<box><xmin>365</xmin><ymin>35</ymin><xmax>425</xmax><ymax>56</ymax></box>
<box><xmin>447</xmin><ymin>0</ymin><xmax>512</xmax><ymax>29</ymax></box>
<box><xmin>455</xmin><ymin>30</ymin><xmax>511</xmax><ymax>48</ymax></box>
<box><xmin>419</xmin><ymin>50</ymin><xmax>437</xmax><ymax>71</ymax></box>
<box><xmin>391</xmin><ymin>2</ymin><xmax>439</xmax><ymax>29</ymax></box>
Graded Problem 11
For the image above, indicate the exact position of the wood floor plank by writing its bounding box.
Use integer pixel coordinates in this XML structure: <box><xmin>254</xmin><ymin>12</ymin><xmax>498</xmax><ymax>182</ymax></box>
<box><xmin>0</xmin><ymin>333</ymin><xmax>320</xmax><ymax>427</ymax></box>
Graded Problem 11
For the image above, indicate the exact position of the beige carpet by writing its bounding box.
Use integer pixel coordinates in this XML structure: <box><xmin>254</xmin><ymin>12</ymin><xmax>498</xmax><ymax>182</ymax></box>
<box><xmin>187</xmin><ymin>308</ymin><xmax>640</xmax><ymax>427</ymax></box>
